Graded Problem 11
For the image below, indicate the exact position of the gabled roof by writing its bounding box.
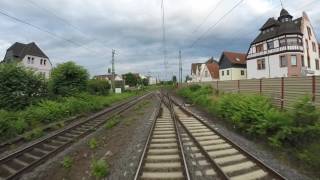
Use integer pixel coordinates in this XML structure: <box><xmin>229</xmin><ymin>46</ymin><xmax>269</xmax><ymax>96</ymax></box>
<box><xmin>251</xmin><ymin>9</ymin><xmax>302</xmax><ymax>44</ymax></box>
<box><xmin>205</xmin><ymin>57</ymin><xmax>218</xmax><ymax>64</ymax></box>
<box><xmin>206</xmin><ymin>63</ymin><xmax>219</xmax><ymax>79</ymax></box>
<box><xmin>221</xmin><ymin>51</ymin><xmax>246</xmax><ymax>65</ymax></box>
<box><xmin>4</xmin><ymin>42</ymin><xmax>48</xmax><ymax>61</ymax></box>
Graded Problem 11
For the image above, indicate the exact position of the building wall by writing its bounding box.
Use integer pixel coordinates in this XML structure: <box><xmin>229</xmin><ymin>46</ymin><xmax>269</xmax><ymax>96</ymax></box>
<box><xmin>301</xmin><ymin>12</ymin><xmax>320</xmax><ymax>75</ymax></box>
<box><xmin>219</xmin><ymin>68</ymin><xmax>246</xmax><ymax>81</ymax></box>
<box><xmin>21</xmin><ymin>55</ymin><xmax>52</xmax><ymax>78</ymax></box>
<box><xmin>247</xmin><ymin>52</ymin><xmax>305</xmax><ymax>79</ymax></box>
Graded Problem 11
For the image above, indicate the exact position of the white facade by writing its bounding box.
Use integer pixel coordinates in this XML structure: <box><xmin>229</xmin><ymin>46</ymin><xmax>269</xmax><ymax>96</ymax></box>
<box><xmin>247</xmin><ymin>11</ymin><xmax>320</xmax><ymax>79</ymax></box>
<box><xmin>21</xmin><ymin>55</ymin><xmax>52</xmax><ymax>79</ymax></box>
<box><xmin>148</xmin><ymin>77</ymin><xmax>157</xmax><ymax>85</ymax></box>
<box><xmin>219</xmin><ymin>68</ymin><xmax>247</xmax><ymax>81</ymax></box>
<box><xmin>191</xmin><ymin>63</ymin><xmax>218</xmax><ymax>82</ymax></box>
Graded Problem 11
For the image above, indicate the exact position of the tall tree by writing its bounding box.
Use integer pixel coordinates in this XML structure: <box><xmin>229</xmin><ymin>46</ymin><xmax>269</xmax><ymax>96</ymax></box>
<box><xmin>123</xmin><ymin>73</ymin><xmax>139</xmax><ymax>87</ymax></box>
<box><xmin>49</xmin><ymin>61</ymin><xmax>89</xmax><ymax>96</ymax></box>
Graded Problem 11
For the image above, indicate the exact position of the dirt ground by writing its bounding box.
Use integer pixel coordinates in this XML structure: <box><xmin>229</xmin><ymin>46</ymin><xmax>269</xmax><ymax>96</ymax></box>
<box><xmin>21</xmin><ymin>94</ymin><xmax>159</xmax><ymax>180</ymax></box>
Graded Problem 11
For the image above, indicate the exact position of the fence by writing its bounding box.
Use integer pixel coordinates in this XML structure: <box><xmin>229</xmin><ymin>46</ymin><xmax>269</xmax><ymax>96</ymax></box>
<box><xmin>186</xmin><ymin>76</ymin><xmax>320</xmax><ymax>109</ymax></box>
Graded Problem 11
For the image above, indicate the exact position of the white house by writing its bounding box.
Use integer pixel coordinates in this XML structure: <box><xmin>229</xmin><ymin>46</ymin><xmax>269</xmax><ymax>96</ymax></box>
<box><xmin>218</xmin><ymin>51</ymin><xmax>247</xmax><ymax>81</ymax></box>
<box><xmin>191</xmin><ymin>58</ymin><xmax>219</xmax><ymax>82</ymax></box>
<box><xmin>246</xmin><ymin>9</ymin><xmax>320</xmax><ymax>79</ymax></box>
<box><xmin>2</xmin><ymin>42</ymin><xmax>52</xmax><ymax>78</ymax></box>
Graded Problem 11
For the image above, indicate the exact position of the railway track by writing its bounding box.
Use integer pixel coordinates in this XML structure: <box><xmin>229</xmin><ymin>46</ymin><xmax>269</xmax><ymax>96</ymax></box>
<box><xmin>134</xmin><ymin>94</ymin><xmax>190</xmax><ymax>180</ymax></box>
<box><xmin>165</xmin><ymin>94</ymin><xmax>286</xmax><ymax>180</ymax></box>
<box><xmin>0</xmin><ymin>93</ymin><xmax>152</xmax><ymax>180</ymax></box>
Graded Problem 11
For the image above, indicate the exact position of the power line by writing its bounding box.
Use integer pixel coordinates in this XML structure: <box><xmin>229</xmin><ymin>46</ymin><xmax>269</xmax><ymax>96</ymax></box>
<box><xmin>0</xmin><ymin>8</ymin><xmax>105</xmax><ymax>57</ymax></box>
<box><xmin>188</xmin><ymin>0</ymin><xmax>244</xmax><ymax>49</ymax></box>
<box><xmin>192</xmin><ymin>0</ymin><xmax>224</xmax><ymax>34</ymax></box>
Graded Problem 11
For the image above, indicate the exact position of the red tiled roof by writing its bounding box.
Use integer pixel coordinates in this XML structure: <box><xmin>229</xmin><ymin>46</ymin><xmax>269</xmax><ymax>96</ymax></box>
<box><xmin>223</xmin><ymin>51</ymin><xmax>247</xmax><ymax>65</ymax></box>
<box><xmin>206</xmin><ymin>63</ymin><xmax>219</xmax><ymax>79</ymax></box>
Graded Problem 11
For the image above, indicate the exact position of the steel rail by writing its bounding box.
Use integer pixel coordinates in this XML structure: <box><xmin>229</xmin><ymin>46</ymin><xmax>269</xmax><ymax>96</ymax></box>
<box><xmin>0</xmin><ymin>92</ymin><xmax>152</xmax><ymax>180</ymax></box>
<box><xmin>165</xmin><ymin>93</ymin><xmax>191</xmax><ymax>180</ymax></box>
<box><xmin>169</xmin><ymin>95</ymin><xmax>287</xmax><ymax>180</ymax></box>
<box><xmin>133</xmin><ymin>94</ymin><xmax>162</xmax><ymax>180</ymax></box>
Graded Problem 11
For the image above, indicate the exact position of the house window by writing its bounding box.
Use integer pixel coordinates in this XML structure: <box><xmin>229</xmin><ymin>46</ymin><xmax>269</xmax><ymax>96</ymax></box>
<box><xmin>205</xmin><ymin>71</ymin><xmax>208</xmax><ymax>77</ymax></box>
<box><xmin>301</xmin><ymin>55</ymin><xmax>305</xmax><ymax>67</ymax></box>
<box><xmin>279</xmin><ymin>38</ymin><xmax>286</xmax><ymax>47</ymax></box>
<box><xmin>308</xmin><ymin>57</ymin><xmax>311</xmax><ymax>68</ymax></box>
<box><xmin>316</xmin><ymin>59</ymin><xmax>320</xmax><ymax>70</ymax></box>
<box><xmin>291</xmin><ymin>55</ymin><xmax>297</xmax><ymax>66</ymax></box>
<box><xmin>227</xmin><ymin>70</ymin><xmax>230</xmax><ymax>75</ymax></box>
<box><xmin>312</xmin><ymin>42</ymin><xmax>317</xmax><ymax>52</ymax></box>
<box><xmin>257</xmin><ymin>59</ymin><xmax>265</xmax><ymax>70</ymax></box>
<box><xmin>307</xmin><ymin>26</ymin><xmax>312</xmax><ymax>39</ymax></box>
<box><xmin>40</xmin><ymin>59</ymin><xmax>43</xmax><ymax>65</ymax></box>
<box><xmin>280</xmin><ymin>55</ymin><xmax>287</xmax><ymax>67</ymax></box>
<box><xmin>241</xmin><ymin>70</ymin><xmax>245</xmax><ymax>76</ymax></box>
<box><xmin>287</xmin><ymin>38</ymin><xmax>301</xmax><ymax>46</ymax></box>
<box><xmin>44</xmin><ymin>60</ymin><xmax>46</xmax><ymax>65</ymax></box>
<box><xmin>222</xmin><ymin>71</ymin><xmax>224</xmax><ymax>76</ymax></box>
<box><xmin>267</xmin><ymin>41</ymin><xmax>274</xmax><ymax>49</ymax></box>
<box><xmin>256</xmin><ymin>44</ymin><xmax>264</xmax><ymax>53</ymax></box>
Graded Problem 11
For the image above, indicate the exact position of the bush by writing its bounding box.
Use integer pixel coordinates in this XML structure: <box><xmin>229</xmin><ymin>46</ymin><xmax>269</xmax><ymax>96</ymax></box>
<box><xmin>104</xmin><ymin>116</ymin><xmax>120</xmax><ymax>129</ymax></box>
<box><xmin>61</xmin><ymin>156</ymin><xmax>73</xmax><ymax>169</ymax></box>
<box><xmin>49</xmin><ymin>61</ymin><xmax>89</xmax><ymax>96</ymax></box>
<box><xmin>91</xmin><ymin>159</ymin><xmax>109</xmax><ymax>178</ymax></box>
<box><xmin>0</xmin><ymin>63</ymin><xmax>47</xmax><ymax>110</ymax></box>
<box><xmin>87</xmin><ymin>79</ymin><xmax>110</xmax><ymax>95</ymax></box>
<box><xmin>88</xmin><ymin>138</ymin><xmax>98</xmax><ymax>149</ymax></box>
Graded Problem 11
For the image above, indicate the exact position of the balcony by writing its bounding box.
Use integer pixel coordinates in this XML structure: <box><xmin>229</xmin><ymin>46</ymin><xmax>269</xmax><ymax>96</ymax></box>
<box><xmin>247</xmin><ymin>45</ymin><xmax>304</xmax><ymax>59</ymax></box>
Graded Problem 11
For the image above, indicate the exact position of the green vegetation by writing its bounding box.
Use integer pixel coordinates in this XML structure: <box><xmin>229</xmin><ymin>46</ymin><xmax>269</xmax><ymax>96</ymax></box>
<box><xmin>91</xmin><ymin>159</ymin><xmax>109</xmax><ymax>179</ymax></box>
<box><xmin>23</xmin><ymin>127</ymin><xmax>44</xmax><ymax>140</ymax></box>
<box><xmin>123</xmin><ymin>72</ymin><xmax>139</xmax><ymax>87</ymax></box>
<box><xmin>177</xmin><ymin>85</ymin><xmax>320</xmax><ymax>176</ymax></box>
<box><xmin>49</xmin><ymin>61</ymin><xmax>89</xmax><ymax>96</ymax></box>
<box><xmin>88</xmin><ymin>138</ymin><xmax>98</xmax><ymax>149</ymax></box>
<box><xmin>87</xmin><ymin>79</ymin><xmax>111</xmax><ymax>95</ymax></box>
<box><xmin>0</xmin><ymin>63</ymin><xmax>47</xmax><ymax>110</ymax></box>
<box><xmin>61</xmin><ymin>156</ymin><xmax>73</xmax><ymax>169</ymax></box>
<box><xmin>0</xmin><ymin>92</ymin><xmax>135</xmax><ymax>141</ymax></box>
<box><xmin>104</xmin><ymin>116</ymin><xmax>121</xmax><ymax>129</ymax></box>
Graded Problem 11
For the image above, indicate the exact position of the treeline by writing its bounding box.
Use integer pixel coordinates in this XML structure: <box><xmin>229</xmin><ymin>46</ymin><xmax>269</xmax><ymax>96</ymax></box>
<box><xmin>0</xmin><ymin>62</ymin><xmax>132</xmax><ymax>141</ymax></box>
<box><xmin>178</xmin><ymin>85</ymin><xmax>320</xmax><ymax>177</ymax></box>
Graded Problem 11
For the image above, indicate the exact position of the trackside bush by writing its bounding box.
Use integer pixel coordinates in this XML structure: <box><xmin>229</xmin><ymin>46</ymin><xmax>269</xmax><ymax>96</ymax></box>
<box><xmin>0</xmin><ymin>92</ymin><xmax>135</xmax><ymax>141</ymax></box>
<box><xmin>0</xmin><ymin>63</ymin><xmax>47</xmax><ymax>110</ymax></box>
<box><xmin>49</xmin><ymin>61</ymin><xmax>89</xmax><ymax>96</ymax></box>
<box><xmin>87</xmin><ymin>79</ymin><xmax>111</xmax><ymax>95</ymax></box>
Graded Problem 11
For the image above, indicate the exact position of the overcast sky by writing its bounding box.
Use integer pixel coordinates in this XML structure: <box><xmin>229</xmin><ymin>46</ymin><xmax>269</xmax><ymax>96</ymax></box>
<box><xmin>0</xmin><ymin>0</ymin><xmax>320</xmax><ymax>79</ymax></box>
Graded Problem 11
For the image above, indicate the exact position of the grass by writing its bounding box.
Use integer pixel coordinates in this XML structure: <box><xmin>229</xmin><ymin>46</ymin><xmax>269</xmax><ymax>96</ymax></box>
<box><xmin>88</xmin><ymin>138</ymin><xmax>98</xmax><ymax>149</ymax></box>
<box><xmin>23</xmin><ymin>128</ymin><xmax>44</xmax><ymax>141</ymax></box>
<box><xmin>91</xmin><ymin>159</ymin><xmax>109</xmax><ymax>179</ymax></box>
<box><xmin>61</xmin><ymin>156</ymin><xmax>73</xmax><ymax>169</ymax></box>
<box><xmin>0</xmin><ymin>92</ymin><xmax>137</xmax><ymax>141</ymax></box>
<box><xmin>104</xmin><ymin>116</ymin><xmax>121</xmax><ymax>129</ymax></box>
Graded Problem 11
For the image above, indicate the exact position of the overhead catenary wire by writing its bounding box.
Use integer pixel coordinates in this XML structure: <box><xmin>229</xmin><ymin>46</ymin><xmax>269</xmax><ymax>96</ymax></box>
<box><xmin>0</xmin><ymin>8</ymin><xmax>107</xmax><ymax>58</ymax></box>
<box><xmin>191</xmin><ymin>0</ymin><xmax>224</xmax><ymax>34</ymax></box>
<box><xmin>188</xmin><ymin>0</ymin><xmax>244</xmax><ymax>49</ymax></box>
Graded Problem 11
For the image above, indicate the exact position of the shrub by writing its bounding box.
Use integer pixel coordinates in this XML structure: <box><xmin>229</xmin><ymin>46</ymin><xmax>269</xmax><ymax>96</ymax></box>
<box><xmin>189</xmin><ymin>84</ymin><xmax>201</xmax><ymax>92</ymax></box>
<box><xmin>87</xmin><ymin>79</ymin><xmax>110</xmax><ymax>95</ymax></box>
<box><xmin>91</xmin><ymin>159</ymin><xmax>109</xmax><ymax>178</ymax></box>
<box><xmin>61</xmin><ymin>156</ymin><xmax>73</xmax><ymax>169</ymax></box>
<box><xmin>23</xmin><ymin>127</ymin><xmax>43</xmax><ymax>140</ymax></box>
<box><xmin>88</xmin><ymin>138</ymin><xmax>98</xmax><ymax>149</ymax></box>
<box><xmin>49</xmin><ymin>61</ymin><xmax>89</xmax><ymax>96</ymax></box>
<box><xmin>0</xmin><ymin>63</ymin><xmax>47</xmax><ymax>110</ymax></box>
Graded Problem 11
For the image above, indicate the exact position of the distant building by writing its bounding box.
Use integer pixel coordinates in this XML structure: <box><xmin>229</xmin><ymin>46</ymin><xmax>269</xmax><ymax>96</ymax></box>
<box><xmin>191</xmin><ymin>57</ymin><xmax>219</xmax><ymax>82</ymax></box>
<box><xmin>94</xmin><ymin>74</ymin><xmax>123</xmax><ymax>81</ymax></box>
<box><xmin>218</xmin><ymin>51</ymin><xmax>247</xmax><ymax>81</ymax></box>
<box><xmin>147</xmin><ymin>76</ymin><xmax>157</xmax><ymax>85</ymax></box>
<box><xmin>247</xmin><ymin>9</ymin><xmax>320</xmax><ymax>79</ymax></box>
<box><xmin>2</xmin><ymin>42</ymin><xmax>52</xmax><ymax>78</ymax></box>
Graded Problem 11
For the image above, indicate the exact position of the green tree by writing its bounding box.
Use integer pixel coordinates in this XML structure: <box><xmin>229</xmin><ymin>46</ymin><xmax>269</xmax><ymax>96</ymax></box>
<box><xmin>87</xmin><ymin>79</ymin><xmax>110</xmax><ymax>95</ymax></box>
<box><xmin>49</xmin><ymin>61</ymin><xmax>89</xmax><ymax>96</ymax></box>
<box><xmin>0</xmin><ymin>63</ymin><xmax>47</xmax><ymax>110</ymax></box>
<box><xmin>142</xmin><ymin>78</ymin><xmax>149</xmax><ymax>86</ymax></box>
<box><xmin>185</xmin><ymin>75</ymin><xmax>192</xmax><ymax>82</ymax></box>
<box><xmin>123</xmin><ymin>73</ymin><xmax>139</xmax><ymax>87</ymax></box>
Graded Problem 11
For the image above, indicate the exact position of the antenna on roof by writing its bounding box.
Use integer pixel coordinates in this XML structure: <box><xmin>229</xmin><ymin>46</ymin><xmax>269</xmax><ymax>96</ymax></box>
<box><xmin>280</xmin><ymin>0</ymin><xmax>284</xmax><ymax>8</ymax></box>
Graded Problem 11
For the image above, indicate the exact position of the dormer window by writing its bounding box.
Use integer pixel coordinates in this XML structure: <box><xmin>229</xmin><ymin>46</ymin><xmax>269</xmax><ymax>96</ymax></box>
<box><xmin>256</xmin><ymin>44</ymin><xmax>264</xmax><ymax>53</ymax></box>
<box><xmin>236</xmin><ymin>58</ymin><xmax>240</xmax><ymax>62</ymax></box>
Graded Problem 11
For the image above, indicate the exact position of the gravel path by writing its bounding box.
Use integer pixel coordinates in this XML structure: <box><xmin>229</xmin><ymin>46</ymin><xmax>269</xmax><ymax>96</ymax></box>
<box><xmin>172</xmin><ymin>93</ymin><xmax>311</xmax><ymax>180</ymax></box>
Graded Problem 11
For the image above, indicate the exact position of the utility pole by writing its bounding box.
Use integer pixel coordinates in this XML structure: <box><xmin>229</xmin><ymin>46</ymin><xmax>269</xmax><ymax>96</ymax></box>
<box><xmin>111</xmin><ymin>49</ymin><xmax>115</xmax><ymax>93</ymax></box>
<box><xmin>179</xmin><ymin>50</ymin><xmax>182</xmax><ymax>84</ymax></box>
